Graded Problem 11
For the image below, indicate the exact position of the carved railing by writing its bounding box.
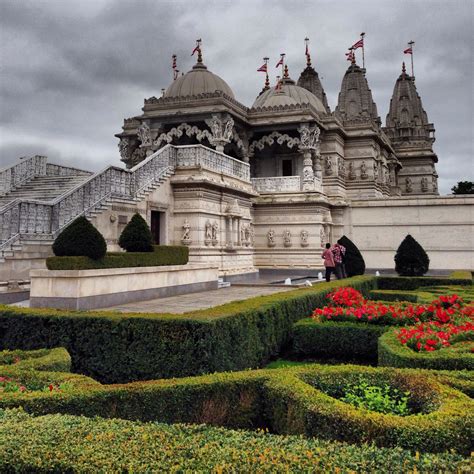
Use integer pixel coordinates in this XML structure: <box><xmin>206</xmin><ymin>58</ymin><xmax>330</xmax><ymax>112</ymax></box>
<box><xmin>46</xmin><ymin>163</ymin><xmax>92</xmax><ymax>176</ymax></box>
<box><xmin>174</xmin><ymin>145</ymin><xmax>250</xmax><ymax>182</ymax></box>
<box><xmin>0</xmin><ymin>155</ymin><xmax>47</xmax><ymax>196</ymax></box>
<box><xmin>251</xmin><ymin>176</ymin><xmax>301</xmax><ymax>193</ymax></box>
<box><xmin>0</xmin><ymin>145</ymin><xmax>251</xmax><ymax>252</ymax></box>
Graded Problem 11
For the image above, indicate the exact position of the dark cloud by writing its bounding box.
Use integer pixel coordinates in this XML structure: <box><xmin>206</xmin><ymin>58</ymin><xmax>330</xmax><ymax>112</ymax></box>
<box><xmin>1</xmin><ymin>0</ymin><xmax>472</xmax><ymax>194</ymax></box>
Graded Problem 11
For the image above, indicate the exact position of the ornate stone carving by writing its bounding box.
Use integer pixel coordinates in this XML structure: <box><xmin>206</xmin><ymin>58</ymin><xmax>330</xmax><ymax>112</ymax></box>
<box><xmin>249</xmin><ymin>131</ymin><xmax>300</xmax><ymax>156</ymax></box>
<box><xmin>283</xmin><ymin>229</ymin><xmax>292</xmax><ymax>247</ymax></box>
<box><xmin>252</xmin><ymin>176</ymin><xmax>301</xmax><ymax>193</ymax></box>
<box><xmin>360</xmin><ymin>161</ymin><xmax>368</xmax><ymax>179</ymax></box>
<box><xmin>298</xmin><ymin>124</ymin><xmax>320</xmax><ymax>150</ymax></box>
<box><xmin>432</xmin><ymin>175</ymin><xmax>438</xmax><ymax>193</ymax></box>
<box><xmin>181</xmin><ymin>219</ymin><xmax>191</xmax><ymax>245</ymax></box>
<box><xmin>153</xmin><ymin>123</ymin><xmax>213</xmax><ymax>149</ymax></box>
<box><xmin>118</xmin><ymin>137</ymin><xmax>130</xmax><ymax>163</ymax></box>
<box><xmin>212</xmin><ymin>221</ymin><xmax>219</xmax><ymax>245</ymax></box>
<box><xmin>205</xmin><ymin>115</ymin><xmax>234</xmax><ymax>153</ymax></box>
<box><xmin>338</xmin><ymin>158</ymin><xmax>346</xmax><ymax>177</ymax></box>
<box><xmin>320</xmin><ymin>227</ymin><xmax>326</xmax><ymax>247</ymax></box>
<box><xmin>267</xmin><ymin>228</ymin><xmax>276</xmax><ymax>247</ymax></box>
<box><xmin>205</xmin><ymin>219</ymin><xmax>213</xmax><ymax>245</ymax></box>
<box><xmin>373</xmin><ymin>161</ymin><xmax>379</xmax><ymax>182</ymax></box>
<box><xmin>421</xmin><ymin>176</ymin><xmax>428</xmax><ymax>192</ymax></box>
<box><xmin>137</xmin><ymin>122</ymin><xmax>152</xmax><ymax>147</ymax></box>
<box><xmin>300</xmin><ymin>229</ymin><xmax>309</xmax><ymax>247</ymax></box>
<box><xmin>348</xmin><ymin>162</ymin><xmax>356</xmax><ymax>180</ymax></box>
<box><xmin>405</xmin><ymin>177</ymin><xmax>413</xmax><ymax>193</ymax></box>
<box><xmin>325</xmin><ymin>157</ymin><xmax>333</xmax><ymax>175</ymax></box>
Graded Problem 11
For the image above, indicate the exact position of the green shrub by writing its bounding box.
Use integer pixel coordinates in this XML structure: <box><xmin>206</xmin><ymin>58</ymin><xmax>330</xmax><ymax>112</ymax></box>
<box><xmin>337</xmin><ymin>235</ymin><xmax>365</xmax><ymax>276</ymax></box>
<box><xmin>292</xmin><ymin>319</ymin><xmax>388</xmax><ymax>361</ymax></box>
<box><xmin>118</xmin><ymin>213</ymin><xmax>153</xmax><ymax>252</ymax></box>
<box><xmin>394</xmin><ymin>234</ymin><xmax>430</xmax><ymax>276</ymax></box>
<box><xmin>378</xmin><ymin>331</ymin><xmax>474</xmax><ymax>371</ymax></box>
<box><xmin>342</xmin><ymin>380</ymin><xmax>411</xmax><ymax>416</ymax></box>
<box><xmin>0</xmin><ymin>277</ymin><xmax>377</xmax><ymax>383</ymax></box>
<box><xmin>376</xmin><ymin>276</ymin><xmax>473</xmax><ymax>290</ymax></box>
<box><xmin>46</xmin><ymin>245</ymin><xmax>189</xmax><ymax>270</ymax></box>
<box><xmin>1</xmin><ymin>409</ymin><xmax>469</xmax><ymax>472</ymax></box>
<box><xmin>52</xmin><ymin>216</ymin><xmax>107</xmax><ymax>260</ymax></box>
<box><xmin>1</xmin><ymin>362</ymin><xmax>472</xmax><ymax>454</ymax></box>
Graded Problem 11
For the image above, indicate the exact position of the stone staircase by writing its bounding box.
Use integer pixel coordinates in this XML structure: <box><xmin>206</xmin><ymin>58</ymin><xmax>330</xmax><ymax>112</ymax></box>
<box><xmin>0</xmin><ymin>175</ymin><xmax>91</xmax><ymax>208</ymax></box>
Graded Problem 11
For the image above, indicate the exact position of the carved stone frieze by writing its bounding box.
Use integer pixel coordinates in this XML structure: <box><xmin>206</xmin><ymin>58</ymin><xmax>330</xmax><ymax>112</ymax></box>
<box><xmin>300</xmin><ymin>229</ymin><xmax>309</xmax><ymax>247</ymax></box>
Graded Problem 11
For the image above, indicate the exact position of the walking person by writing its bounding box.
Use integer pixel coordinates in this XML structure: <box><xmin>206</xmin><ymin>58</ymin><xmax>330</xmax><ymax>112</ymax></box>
<box><xmin>331</xmin><ymin>242</ymin><xmax>346</xmax><ymax>279</ymax></box>
<box><xmin>322</xmin><ymin>243</ymin><xmax>336</xmax><ymax>282</ymax></box>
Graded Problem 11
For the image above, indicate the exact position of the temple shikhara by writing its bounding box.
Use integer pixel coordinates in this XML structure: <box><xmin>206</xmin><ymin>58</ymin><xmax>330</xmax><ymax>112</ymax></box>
<box><xmin>0</xmin><ymin>39</ymin><xmax>472</xmax><ymax>281</ymax></box>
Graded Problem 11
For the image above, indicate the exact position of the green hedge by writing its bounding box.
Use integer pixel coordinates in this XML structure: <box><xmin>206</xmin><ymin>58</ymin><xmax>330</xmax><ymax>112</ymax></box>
<box><xmin>0</xmin><ymin>276</ymin><xmax>377</xmax><ymax>383</ymax></box>
<box><xmin>2</xmin><ymin>359</ymin><xmax>472</xmax><ymax>454</ymax></box>
<box><xmin>369</xmin><ymin>289</ymin><xmax>420</xmax><ymax>302</ymax></box>
<box><xmin>46</xmin><ymin>245</ymin><xmax>189</xmax><ymax>270</ymax></box>
<box><xmin>378</xmin><ymin>331</ymin><xmax>474</xmax><ymax>371</ymax></box>
<box><xmin>1</xmin><ymin>409</ymin><xmax>469</xmax><ymax>472</ymax></box>
<box><xmin>292</xmin><ymin>319</ymin><xmax>388</xmax><ymax>361</ymax></box>
<box><xmin>0</xmin><ymin>347</ymin><xmax>70</xmax><ymax>372</ymax></box>
<box><xmin>376</xmin><ymin>275</ymin><xmax>472</xmax><ymax>291</ymax></box>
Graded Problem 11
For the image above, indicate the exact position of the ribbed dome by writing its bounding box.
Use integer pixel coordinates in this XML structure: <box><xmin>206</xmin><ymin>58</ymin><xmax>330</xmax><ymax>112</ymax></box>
<box><xmin>252</xmin><ymin>81</ymin><xmax>326</xmax><ymax>112</ymax></box>
<box><xmin>165</xmin><ymin>62</ymin><xmax>235</xmax><ymax>99</ymax></box>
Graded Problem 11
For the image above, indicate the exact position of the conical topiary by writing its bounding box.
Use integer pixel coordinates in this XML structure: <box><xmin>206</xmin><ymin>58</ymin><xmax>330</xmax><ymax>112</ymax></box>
<box><xmin>118</xmin><ymin>213</ymin><xmax>154</xmax><ymax>252</ymax></box>
<box><xmin>52</xmin><ymin>216</ymin><xmax>107</xmax><ymax>260</ymax></box>
<box><xmin>395</xmin><ymin>234</ymin><xmax>430</xmax><ymax>276</ymax></box>
<box><xmin>337</xmin><ymin>235</ymin><xmax>366</xmax><ymax>276</ymax></box>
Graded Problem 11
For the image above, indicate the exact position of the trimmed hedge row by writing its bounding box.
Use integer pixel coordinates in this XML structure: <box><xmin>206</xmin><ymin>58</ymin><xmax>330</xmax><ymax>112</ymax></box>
<box><xmin>0</xmin><ymin>347</ymin><xmax>71</xmax><ymax>372</ymax></box>
<box><xmin>46</xmin><ymin>245</ymin><xmax>189</xmax><ymax>270</ymax></box>
<box><xmin>369</xmin><ymin>289</ymin><xmax>420</xmax><ymax>302</ymax></box>
<box><xmin>378</xmin><ymin>331</ymin><xmax>474</xmax><ymax>371</ymax></box>
<box><xmin>0</xmin><ymin>276</ymin><xmax>377</xmax><ymax>383</ymax></box>
<box><xmin>376</xmin><ymin>275</ymin><xmax>472</xmax><ymax>291</ymax></box>
<box><xmin>2</xmin><ymin>359</ymin><xmax>472</xmax><ymax>454</ymax></box>
<box><xmin>292</xmin><ymin>319</ymin><xmax>388</xmax><ymax>361</ymax></box>
<box><xmin>2</xmin><ymin>409</ymin><xmax>469</xmax><ymax>473</ymax></box>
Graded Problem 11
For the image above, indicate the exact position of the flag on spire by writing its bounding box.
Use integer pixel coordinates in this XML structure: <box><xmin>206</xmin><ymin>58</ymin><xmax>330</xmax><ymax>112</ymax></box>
<box><xmin>352</xmin><ymin>38</ymin><xmax>364</xmax><ymax>50</ymax></box>
<box><xmin>276</xmin><ymin>54</ymin><xmax>285</xmax><ymax>68</ymax></box>
<box><xmin>191</xmin><ymin>39</ymin><xmax>201</xmax><ymax>56</ymax></box>
<box><xmin>257</xmin><ymin>63</ymin><xmax>267</xmax><ymax>72</ymax></box>
<box><xmin>345</xmin><ymin>49</ymin><xmax>355</xmax><ymax>62</ymax></box>
<box><xmin>404</xmin><ymin>47</ymin><xmax>413</xmax><ymax>54</ymax></box>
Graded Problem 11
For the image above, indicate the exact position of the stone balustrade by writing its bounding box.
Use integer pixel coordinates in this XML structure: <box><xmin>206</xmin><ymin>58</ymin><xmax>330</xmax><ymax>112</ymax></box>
<box><xmin>0</xmin><ymin>145</ymin><xmax>251</xmax><ymax>252</ymax></box>
<box><xmin>251</xmin><ymin>176</ymin><xmax>301</xmax><ymax>193</ymax></box>
<box><xmin>46</xmin><ymin>163</ymin><xmax>91</xmax><ymax>176</ymax></box>
<box><xmin>0</xmin><ymin>155</ymin><xmax>47</xmax><ymax>196</ymax></box>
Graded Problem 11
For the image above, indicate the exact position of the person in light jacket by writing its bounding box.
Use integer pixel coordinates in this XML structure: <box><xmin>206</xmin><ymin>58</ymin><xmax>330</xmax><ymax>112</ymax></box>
<box><xmin>321</xmin><ymin>243</ymin><xmax>336</xmax><ymax>282</ymax></box>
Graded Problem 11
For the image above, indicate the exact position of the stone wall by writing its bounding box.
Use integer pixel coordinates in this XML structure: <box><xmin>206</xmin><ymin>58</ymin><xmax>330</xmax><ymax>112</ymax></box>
<box><xmin>345</xmin><ymin>195</ymin><xmax>474</xmax><ymax>270</ymax></box>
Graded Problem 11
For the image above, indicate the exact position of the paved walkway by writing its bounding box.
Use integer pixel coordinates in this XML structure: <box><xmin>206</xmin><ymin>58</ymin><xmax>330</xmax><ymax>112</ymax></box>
<box><xmin>103</xmin><ymin>285</ymin><xmax>294</xmax><ymax>314</ymax></box>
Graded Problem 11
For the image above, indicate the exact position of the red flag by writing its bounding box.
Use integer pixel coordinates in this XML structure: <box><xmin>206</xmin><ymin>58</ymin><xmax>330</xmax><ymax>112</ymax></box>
<box><xmin>275</xmin><ymin>57</ymin><xmax>284</xmax><ymax>68</ymax></box>
<box><xmin>345</xmin><ymin>50</ymin><xmax>354</xmax><ymax>61</ymax></box>
<box><xmin>257</xmin><ymin>63</ymin><xmax>267</xmax><ymax>72</ymax></box>
<box><xmin>352</xmin><ymin>38</ymin><xmax>364</xmax><ymax>50</ymax></box>
<box><xmin>404</xmin><ymin>47</ymin><xmax>412</xmax><ymax>54</ymax></box>
<box><xmin>191</xmin><ymin>45</ymin><xmax>200</xmax><ymax>56</ymax></box>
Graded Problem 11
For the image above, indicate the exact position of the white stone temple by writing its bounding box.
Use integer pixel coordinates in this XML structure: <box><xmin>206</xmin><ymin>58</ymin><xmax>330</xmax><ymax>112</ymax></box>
<box><xmin>1</xmin><ymin>44</ymin><xmax>473</xmax><ymax>281</ymax></box>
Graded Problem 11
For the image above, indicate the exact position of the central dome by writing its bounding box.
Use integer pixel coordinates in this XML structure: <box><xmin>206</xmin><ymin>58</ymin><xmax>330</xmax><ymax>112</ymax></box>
<box><xmin>165</xmin><ymin>62</ymin><xmax>235</xmax><ymax>99</ymax></box>
<box><xmin>252</xmin><ymin>78</ymin><xmax>326</xmax><ymax>113</ymax></box>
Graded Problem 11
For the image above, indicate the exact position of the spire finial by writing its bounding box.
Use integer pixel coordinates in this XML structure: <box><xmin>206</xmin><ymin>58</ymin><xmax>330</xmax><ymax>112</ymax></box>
<box><xmin>172</xmin><ymin>54</ymin><xmax>178</xmax><ymax>80</ymax></box>
<box><xmin>304</xmin><ymin>37</ymin><xmax>311</xmax><ymax>66</ymax></box>
<box><xmin>283</xmin><ymin>64</ymin><xmax>289</xmax><ymax>78</ymax></box>
<box><xmin>264</xmin><ymin>57</ymin><xmax>270</xmax><ymax>90</ymax></box>
<box><xmin>191</xmin><ymin>39</ymin><xmax>202</xmax><ymax>63</ymax></box>
<box><xmin>402</xmin><ymin>61</ymin><xmax>406</xmax><ymax>74</ymax></box>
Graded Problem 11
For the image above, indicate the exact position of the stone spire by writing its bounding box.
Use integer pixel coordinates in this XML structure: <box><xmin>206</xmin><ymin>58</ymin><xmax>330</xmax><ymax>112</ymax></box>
<box><xmin>297</xmin><ymin>39</ymin><xmax>330</xmax><ymax>113</ymax></box>
<box><xmin>385</xmin><ymin>62</ymin><xmax>435</xmax><ymax>144</ymax></box>
<box><xmin>297</xmin><ymin>64</ymin><xmax>331</xmax><ymax>113</ymax></box>
<box><xmin>335</xmin><ymin>62</ymin><xmax>380</xmax><ymax>126</ymax></box>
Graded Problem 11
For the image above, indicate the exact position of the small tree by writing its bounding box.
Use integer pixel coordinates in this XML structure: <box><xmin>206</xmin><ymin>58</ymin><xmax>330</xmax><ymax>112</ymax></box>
<box><xmin>337</xmin><ymin>235</ymin><xmax>366</xmax><ymax>276</ymax></box>
<box><xmin>118</xmin><ymin>213</ymin><xmax>154</xmax><ymax>252</ymax></box>
<box><xmin>394</xmin><ymin>234</ymin><xmax>430</xmax><ymax>276</ymax></box>
<box><xmin>451</xmin><ymin>181</ymin><xmax>474</xmax><ymax>194</ymax></box>
<box><xmin>52</xmin><ymin>216</ymin><xmax>107</xmax><ymax>260</ymax></box>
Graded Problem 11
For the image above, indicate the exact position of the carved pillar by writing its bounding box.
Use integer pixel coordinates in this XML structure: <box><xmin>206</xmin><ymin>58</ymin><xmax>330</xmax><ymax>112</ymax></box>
<box><xmin>301</xmin><ymin>150</ymin><xmax>315</xmax><ymax>191</ymax></box>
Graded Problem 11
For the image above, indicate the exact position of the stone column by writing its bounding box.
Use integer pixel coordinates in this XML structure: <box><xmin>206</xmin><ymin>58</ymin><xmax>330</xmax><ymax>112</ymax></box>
<box><xmin>301</xmin><ymin>150</ymin><xmax>316</xmax><ymax>191</ymax></box>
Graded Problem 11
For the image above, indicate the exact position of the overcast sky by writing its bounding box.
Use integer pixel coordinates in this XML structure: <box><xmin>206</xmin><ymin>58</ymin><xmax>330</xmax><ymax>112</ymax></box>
<box><xmin>0</xmin><ymin>0</ymin><xmax>472</xmax><ymax>194</ymax></box>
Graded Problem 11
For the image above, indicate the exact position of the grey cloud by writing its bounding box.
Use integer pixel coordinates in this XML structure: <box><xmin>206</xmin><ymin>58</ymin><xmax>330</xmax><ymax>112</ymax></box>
<box><xmin>1</xmin><ymin>0</ymin><xmax>472</xmax><ymax>193</ymax></box>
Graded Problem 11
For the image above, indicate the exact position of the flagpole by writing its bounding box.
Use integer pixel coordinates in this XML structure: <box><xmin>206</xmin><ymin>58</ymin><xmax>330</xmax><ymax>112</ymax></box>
<box><xmin>360</xmin><ymin>32</ymin><xmax>365</xmax><ymax>69</ymax></box>
<box><xmin>408</xmin><ymin>40</ymin><xmax>415</xmax><ymax>78</ymax></box>
<box><xmin>281</xmin><ymin>53</ymin><xmax>285</xmax><ymax>77</ymax></box>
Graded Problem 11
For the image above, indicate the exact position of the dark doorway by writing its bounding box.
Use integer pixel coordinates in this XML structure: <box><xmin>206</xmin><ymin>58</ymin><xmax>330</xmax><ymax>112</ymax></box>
<box><xmin>282</xmin><ymin>159</ymin><xmax>293</xmax><ymax>176</ymax></box>
<box><xmin>150</xmin><ymin>211</ymin><xmax>163</xmax><ymax>244</ymax></box>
